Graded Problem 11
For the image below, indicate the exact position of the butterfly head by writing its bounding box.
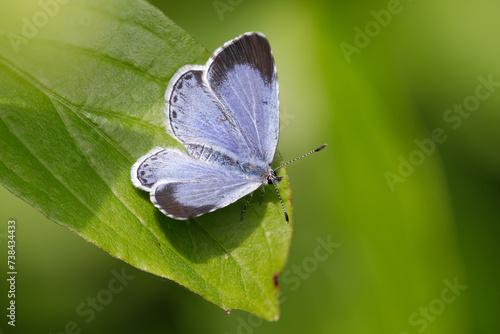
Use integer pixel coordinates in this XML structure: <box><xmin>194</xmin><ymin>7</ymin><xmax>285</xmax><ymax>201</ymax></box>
<box><xmin>265</xmin><ymin>169</ymin><xmax>282</xmax><ymax>185</ymax></box>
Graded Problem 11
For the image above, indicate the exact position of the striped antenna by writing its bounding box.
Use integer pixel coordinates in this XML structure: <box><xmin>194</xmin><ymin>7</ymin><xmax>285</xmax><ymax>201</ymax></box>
<box><xmin>274</xmin><ymin>144</ymin><xmax>327</xmax><ymax>171</ymax></box>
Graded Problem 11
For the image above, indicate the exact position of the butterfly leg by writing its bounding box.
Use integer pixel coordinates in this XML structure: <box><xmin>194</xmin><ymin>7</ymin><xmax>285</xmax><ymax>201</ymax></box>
<box><xmin>259</xmin><ymin>185</ymin><xmax>265</xmax><ymax>204</ymax></box>
<box><xmin>240</xmin><ymin>192</ymin><xmax>254</xmax><ymax>220</ymax></box>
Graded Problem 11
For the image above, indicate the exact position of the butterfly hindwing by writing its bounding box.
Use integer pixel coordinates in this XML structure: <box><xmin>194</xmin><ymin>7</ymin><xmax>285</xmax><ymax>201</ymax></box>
<box><xmin>152</xmin><ymin>178</ymin><xmax>261</xmax><ymax>220</ymax></box>
<box><xmin>131</xmin><ymin>147</ymin><xmax>261</xmax><ymax>219</ymax></box>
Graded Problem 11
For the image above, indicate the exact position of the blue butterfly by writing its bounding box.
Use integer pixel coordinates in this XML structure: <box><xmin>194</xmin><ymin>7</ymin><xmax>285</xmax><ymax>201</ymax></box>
<box><xmin>131</xmin><ymin>32</ymin><xmax>325</xmax><ymax>222</ymax></box>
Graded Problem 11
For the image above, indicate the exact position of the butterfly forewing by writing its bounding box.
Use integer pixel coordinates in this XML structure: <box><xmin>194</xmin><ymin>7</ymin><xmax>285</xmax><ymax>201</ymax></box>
<box><xmin>166</xmin><ymin>69</ymin><xmax>245</xmax><ymax>165</ymax></box>
<box><xmin>207</xmin><ymin>33</ymin><xmax>279</xmax><ymax>166</ymax></box>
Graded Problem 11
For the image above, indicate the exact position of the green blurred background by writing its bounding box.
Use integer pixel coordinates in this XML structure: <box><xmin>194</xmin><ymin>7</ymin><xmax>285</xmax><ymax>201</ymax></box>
<box><xmin>1</xmin><ymin>0</ymin><xmax>499</xmax><ymax>333</ymax></box>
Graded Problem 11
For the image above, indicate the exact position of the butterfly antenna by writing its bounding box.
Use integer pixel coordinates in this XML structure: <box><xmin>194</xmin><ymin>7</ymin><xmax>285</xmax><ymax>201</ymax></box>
<box><xmin>271</xmin><ymin>143</ymin><xmax>326</xmax><ymax>224</ymax></box>
<box><xmin>274</xmin><ymin>144</ymin><xmax>327</xmax><ymax>171</ymax></box>
<box><xmin>271</xmin><ymin>180</ymin><xmax>289</xmax><ymax>224</ymax></box>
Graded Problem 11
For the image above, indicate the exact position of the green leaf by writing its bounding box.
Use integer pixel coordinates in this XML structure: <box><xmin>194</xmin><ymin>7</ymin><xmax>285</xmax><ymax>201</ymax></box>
<box><xmin>0</xmin><ymin>0</ymin><xmax>292</xmax><ymax>320</ymax></box>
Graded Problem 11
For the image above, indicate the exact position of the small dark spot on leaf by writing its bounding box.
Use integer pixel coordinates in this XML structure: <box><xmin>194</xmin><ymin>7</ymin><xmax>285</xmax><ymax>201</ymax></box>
<box><xmin>273</xmin><ymin>273</ymin><xmax>279</xmax><ymax>288</ymax></box>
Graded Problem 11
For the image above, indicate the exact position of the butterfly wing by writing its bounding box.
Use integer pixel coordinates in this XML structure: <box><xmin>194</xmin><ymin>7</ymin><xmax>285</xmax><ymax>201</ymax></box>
<box><xmin>207</xmin><ymin>32</ymin><xmax>279</xmax><ymax>166</ymax></box>
<box><xmin>165</xmin><ymin>32</ymin><xmax>279</xmax><ymax>168</ymax></box>
<box><xmin>131</xmin><ymin>148</ymin><xmax>261</xmax><ymax>219</ymax></box>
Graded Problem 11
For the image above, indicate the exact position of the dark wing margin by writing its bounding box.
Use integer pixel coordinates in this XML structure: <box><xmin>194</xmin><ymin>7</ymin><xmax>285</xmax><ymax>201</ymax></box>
<box><xmin>208</xmin><ymin>33</ymin><xmax>276</xmax><ymax>86</ymax></box>
<box><xmin>151</xmin><ymin>178</ymin><xmax>261</xmax><ymax>220</ymax></box>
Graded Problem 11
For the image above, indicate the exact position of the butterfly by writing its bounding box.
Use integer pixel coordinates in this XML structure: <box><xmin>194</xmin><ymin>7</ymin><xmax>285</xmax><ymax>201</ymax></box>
<box><xmin>131</xmin><ymin>32</ymin><xmax>325</xmax><ymax>222</ymax></box>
